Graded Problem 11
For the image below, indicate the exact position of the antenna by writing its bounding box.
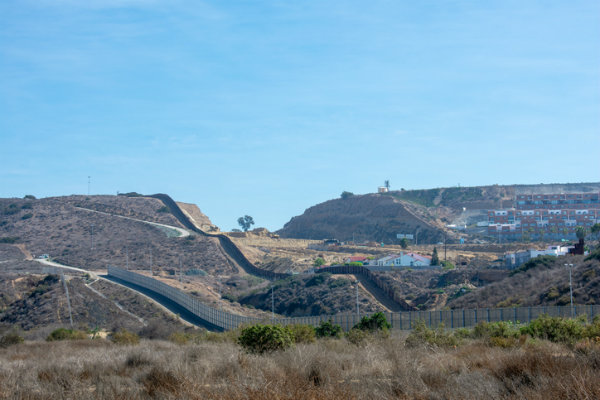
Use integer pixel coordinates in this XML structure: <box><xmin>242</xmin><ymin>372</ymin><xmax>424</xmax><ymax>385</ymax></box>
<box><xmin>61</xmin><ymin>272</ymin><xmax>74</xmax><ymax>328</ymax></box>
<box><xmin>385</xmin><ymin>180</ymin><xmax>390</xmax><ymax>190</ymax></box>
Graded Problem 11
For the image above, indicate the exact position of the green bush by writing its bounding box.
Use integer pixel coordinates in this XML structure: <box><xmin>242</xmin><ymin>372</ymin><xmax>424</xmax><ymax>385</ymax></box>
<box><xmin>472</xmin><ymin>321</ymin><xmax>521</xmax><ymax>339</ymax></box>
<box><xmin>346</xmin><ymin>328</ymin><xmax>370</xmax><ymax>346</ymax></box>
<box><xmin>520</xmin><ymin>314</ymin><xmax>585</xmax><ymax>345</ymax></box>
<box><xmin>353</xmin><ymin>312</ymin><xmax>391</xmax><ymax>333</ymax></box>
<box><xmin>0</xmin><ymin>333</ymin><xmax>24</xmax><ymax>348</ymax></box>
<box><xmin>237</xmin><ymin>324</ymin><xmax>293</xmax><ymax>354</ymax></box>
<box><xmin>21</xmin><ymin>213</ymin><xmax>33</xmax><ymax>220</ymax></box>
<box><xmin>111</xmin><ymin>329</ymin><xmax>140</xmax><ymax>345</ymax></box>
<box><xmin>315</xmin><ymin>320</ymin><xmax>342</xmax><ymax>338</ymax></box>
<box><xmin>405</xmin><ymin>321</ymin><xmax>460</xmax><ymax>348</ymax></box>
<box><xmin>287</xmin><ymin>324</ymin><xmax>316</xmax><ymax>343</ymax></box>
<box><xmin>46</xmin><ymin>328</ymin><xmax>87</xmax><ymax>341</ymax></box>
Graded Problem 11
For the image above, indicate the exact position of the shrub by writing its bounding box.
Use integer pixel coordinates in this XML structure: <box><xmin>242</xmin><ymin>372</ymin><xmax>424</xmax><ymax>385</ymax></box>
<box><xmin>111</xmin><ymin>329</ymin><xmax>140</xmax><ymax>345</ymax></box>
<box><xmin>520</xmin><ymin>314</ymin><xmax>585</xmax><ymax>345</ymax></box>
<box><xmin>315</xmin><ymin>320</ymin><xmax>342</xmax><ymax>339</ymax></box>
<box><xmin>288</xmin><ymin>324</ymin><xmax>316</xmax><ymax>343</ymax></box>
<box><xmin>46</xmin><ymin>328</ymin><xmax>87</xmax><ymax>341</ymax></box>
<box><xmin>0</xmin><ymin>333</ymin><xmax>24</xmax><ymax>348</ymax></box>
<box><xmin>0</xmin><ymin>237</ymin><xmax>19</xmax><ymax>244</ymax></box>
<box><xmin>237</xmin><ymin>324</ymin><xmax>293</xmax><ymax>354</ymax></box>
<box><xmin>353</xmin><ymin>312</ymin><xmax>391</xmax><ymax>333</ymax></box>
<box><xmin>23</xmin><ymin>195</ymin><xmax>36</xmax><ymax>200</ymax></box>
<box><xmin>405</xmin><ymin>321</ymin><xmax>460</xmax><ymax>348</ymax></box>
<box><xmin>157</xmin><ymin>206</ymin><xmax>169</xmax><ymax>213</ymax></box>
<box><xmin>313</xmin><ymin>257</ymin><xmax>325</xmax><ymax>267</ymax></box>
<box><xmin>169</xmin><ymin>331</ymin><xmax>192</xmax><ymax>345</ymax></box>
<box><xmin>472</xmin><ymin>321</ymin><xmax>521</xmax><ymax>340</ymax></box>
<box><xmin>346</xmin><ymin>328</ymin><xmax>369</xmax><ymax>346</ymax></box>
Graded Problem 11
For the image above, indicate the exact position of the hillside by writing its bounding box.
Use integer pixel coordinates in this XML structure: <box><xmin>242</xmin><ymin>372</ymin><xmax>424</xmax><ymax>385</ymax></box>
<box><xmin>278</xmin><ymin>193</ymin><xmax>446</xmax><ymax>244</ymax></box>
<box><xmin>447</xmin><ymin>251</ymin><xmax>600</xmax><ymax>309</ymax></box>
<box><xmin>277</xmin><ymin>182</ymin><xmax>600</xmax><ymax>243</ymax></box>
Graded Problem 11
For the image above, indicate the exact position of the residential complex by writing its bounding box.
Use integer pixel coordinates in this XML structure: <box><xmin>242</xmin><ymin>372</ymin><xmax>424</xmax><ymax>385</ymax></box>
<box><xmin>487</xmin><ymin>192</ymin><xmax>600</xmax><ymax>241</ymax></box>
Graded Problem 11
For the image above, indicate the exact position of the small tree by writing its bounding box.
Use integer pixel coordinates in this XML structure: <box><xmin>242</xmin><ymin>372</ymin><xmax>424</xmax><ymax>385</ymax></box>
<box><xmin>315</xmin><ymin>320</ymin><xmax>342</xmax><ymax>338</ymax></box>
<box><xmin>399</xmin><ymin>238</ymin><xmax>408</xmax><ymax>249</ymax></box>
<box><xmin>576</xmin><ymin>226</ymin><xmax>588</xmax><ymax>241</ymax></box>
<box><xmin>431</xmin><ymin>247</ymin><xmax>440</xmax><ymax>266</ymax></box>
<box><xmin>341</xmin><ymin>191</ymin><xmax>354</xmax><ymax>199</ymax></box>
<box><xmin>237</xmin><ymin>324</ymin><xmax>293</xmax><ymax>354</ymax></box>
<box><xmin>237</xmin><ymin>215</ymin><xmax>255</xmax><ymax>232</ymax></box>
<box><xmin>313</xmin><ymin>257</ymin><xmax>325</xmax><ymax>267</ymax></box>
<box><xmin>592</xmin><ymin>223</ymin><xmax>600</xmax><ymax>240</ymax></box>
<box><xmin>353</xmin><ymin>312</ymin><xmax>391</xmax><ymax>333</ymax></box>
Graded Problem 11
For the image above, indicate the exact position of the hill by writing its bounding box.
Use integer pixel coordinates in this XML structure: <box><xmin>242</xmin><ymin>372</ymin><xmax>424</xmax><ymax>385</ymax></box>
<box><xmin>277</xmin><ymin>182</ymin><xmax>600</xmax><ymax>243</ymax></box>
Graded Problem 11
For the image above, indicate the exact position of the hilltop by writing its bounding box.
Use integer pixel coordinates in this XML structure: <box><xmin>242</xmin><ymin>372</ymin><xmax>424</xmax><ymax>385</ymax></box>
<box><xmin>277</xmin><ymin>182</ymin><xmax>600</xmax><ymax>243</ymax></box>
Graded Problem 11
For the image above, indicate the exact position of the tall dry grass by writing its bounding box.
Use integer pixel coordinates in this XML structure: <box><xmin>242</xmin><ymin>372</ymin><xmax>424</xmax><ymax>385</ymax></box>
<box><xmin>0</xmin><ymin>335</ymin><xmax>599</xmax><ymax>399</ymax></box>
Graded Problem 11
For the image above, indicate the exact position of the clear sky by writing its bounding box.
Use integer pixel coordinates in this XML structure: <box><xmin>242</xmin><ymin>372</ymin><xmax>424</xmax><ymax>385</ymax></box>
<box><xmin>1</xmin><ymin>0</ymin><xmax>599</xmax><ymax>231</ymax></box>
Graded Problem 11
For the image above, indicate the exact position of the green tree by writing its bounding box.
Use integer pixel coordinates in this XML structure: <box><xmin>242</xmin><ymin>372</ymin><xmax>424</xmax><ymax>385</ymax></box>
<box><xmin>313</xmin><ymin>257</ymin><xmax>325</xmax><ymax>267</ymax></box>
<box><xmin>341</xmin><ymin>191</ymin><xmax>354</xmax><ymax>199</ymax></box>
<box><xmin>315</xmin><ymin>320</ymin><xmax>342</xmax><ymax>338</ymax></box>
<box><xmin>237</xmin><ymin>215</ymin><xmax>255</xmax><ymax>232</ymax></box>
<box><xmin>353</xmin><ymin>312</ymin><xmax>391</xmax><ymax>333</ymax></box>
<box><xmin>591</xmin><ymin>223</ymin><xmax>600</xmax><ymax>240</ymax></box>
<box><xmin>399</xmin><ymin>238</ymin><xmax>408</xmax><ymax>249</ymax></box>
<box><xmin>431</xmin><ymin>247</ymin><xmax>440</xmax><ymax>266</ymax></box>
<box><xmin>576</xmin><ymin>226</ymin><xmax>588</xmax><ymax>241</ymax></box>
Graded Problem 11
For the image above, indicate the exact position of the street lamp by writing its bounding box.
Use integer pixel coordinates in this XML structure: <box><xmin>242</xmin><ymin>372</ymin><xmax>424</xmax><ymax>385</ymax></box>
<box><xmin>564</xmin><ymin>263</ymin><xmax>574</xmax><ymax>318</ymax></box>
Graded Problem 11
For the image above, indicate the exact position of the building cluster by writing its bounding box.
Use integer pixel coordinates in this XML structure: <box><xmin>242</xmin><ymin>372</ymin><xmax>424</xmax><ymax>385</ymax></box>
<box><xmin>487</xmin><ymin>192</ymin><xmax>600</xmax><ymax>241</ymax></box>
<box><xmin>504</xmin><ymin>245</ymin><xmax>572</xmax><ymax>269</ymax></box>
<box><xmin>344</xmin><ymin>252</ymin><xmax>434</xmax><ymax>269</ymax></box>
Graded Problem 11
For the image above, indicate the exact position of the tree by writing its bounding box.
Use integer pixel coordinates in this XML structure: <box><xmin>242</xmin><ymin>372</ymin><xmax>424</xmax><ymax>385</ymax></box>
<box><xmin>237</xmin><ymin>215</ymin><xmax>254</xmax><ymax>232</ymax></box>
<box><xmin>399</xmin><ymin>238</ymin><xmax>408</xmax><ymax>249</ymax></box>
<box><xmin>575</xmin><ymin>226</ymin><xmax>587</xmax><ymax>241</ymax></box>
<box><xmin>313</xmin><ymin>257</ymin><xmax>325</xmax><ymax>267</ymax></box>
<box><xmin>591</xmin><ymin>223</ymin><xmax>600</xmax><ymax>240</ymax></box>
<box><xmin>341</xmin><ymin>191</ymin><xmax>354</xmax><ymax>199</ymax></box>
<box><xmin>431</xmin><ymin>247</ymin><xmax>440</xmax><ymax>266</ymax></box>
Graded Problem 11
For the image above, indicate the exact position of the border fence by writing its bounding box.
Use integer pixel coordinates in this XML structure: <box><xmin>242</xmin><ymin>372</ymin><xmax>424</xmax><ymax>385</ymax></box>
<box><xmin>107</xmin><ymin>266</ymin><xmax>599</xmax><ymax>332</ymax></box>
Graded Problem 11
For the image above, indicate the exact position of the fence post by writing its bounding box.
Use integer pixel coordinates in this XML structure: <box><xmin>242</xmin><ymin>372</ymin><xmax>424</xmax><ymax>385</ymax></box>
<box><xmin>487</xmin><ymin>308</ymin><xmax>490</xmax><ymax>323</ymax></box>
<box><xmin>462</xmin><ymin>309</ymin><xmax>465</xmax><ymax>328</ymax></box>
<box><xmin>513</xmin><ymin>307</ymin><xmax>517</xmax><ymax>323</ymax></box>
<box><xmin>429</xmin><ymin>311</ymin><xmax>432</xmax><ymax>328</ymax></box>
<box><xmin>451</xmin><ymin>310</ymin><xmax>454</xmax><ymax>329</ymax></box>
<box><xmin>474</xmin><ymin>309</ymin><xmax>478</xmax><ymax>325</ymax></box>
<box><xmin>528</xmin><ymin>307</ymin><xmax>531</xmax><ymax>323</ymax></box>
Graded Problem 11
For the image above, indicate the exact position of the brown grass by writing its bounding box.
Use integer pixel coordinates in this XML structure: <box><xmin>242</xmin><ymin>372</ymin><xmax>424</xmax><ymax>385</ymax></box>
<box><xmin>0</xmin><ymin>335</ymin><xmax>599</xmax><ymax>399</ymax></box>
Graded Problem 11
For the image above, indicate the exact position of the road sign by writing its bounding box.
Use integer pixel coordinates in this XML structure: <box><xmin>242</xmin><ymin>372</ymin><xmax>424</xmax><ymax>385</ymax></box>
<box><xmin>396</xmin><ymin>234</ymin><xmax>414</xmax><ymax>240</ymax></box>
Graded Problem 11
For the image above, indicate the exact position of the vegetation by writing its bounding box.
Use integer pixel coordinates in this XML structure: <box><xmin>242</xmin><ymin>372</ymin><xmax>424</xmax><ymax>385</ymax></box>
<box><xmin>509</xmin><ymin>255</ymin><xmax>556</xmax><ymax>276</ymax></box>
<box><xmin>110</xmin><ymin>329</ymin><xmax>141</xmax><ymax>345</ymax></box>
<box><xmin>237</xmin><ymin>324</ymin><xmax>294</xmax><ymax>354</ymax></box>
<box><xmin>237</xmin><ymin>215</ymin><xmax>255</xmax><ymax>232</ymax></box>
<box><xmin>352</xmin><ymin>312</ymin><xmax>391</xmax><ymax>333</ymax></box>
<box><xmin>287</xmin><ymin>324</ymin><xmax>316</xmax><ymax>343</ymax></box>
<box><xmin>0</xmin><ymin>332</ymin><xmax>24</xmax><ymax>348</ymax></box>
<box><xmin>315</xmin><ymin>320</ymin><xmax>342</xmax><ymax>338</ymax></box>
<box><xmin>313</xmin><ymin>257</ymin><xmax>325</xmax><ymax>267</ymax></box>
<box><xmin>340</xmin><ymin>191</ymin><xmax>354</xmax><ymax>199</ymax></box>
<box><xmin>399</xmin><ymin>238</ymin><xmax>408</xmax><ymax>249</ymax></box>
<box><xmin>23</xmin><ymin>194</ymin><xmax>36</xmax><ymax>200</ymax></box>
<box><xmin>431</xmin><ymin>247</ymin><xmax>439</xmax><ymax>265</ymax></box>
<box><xmin>576</xmin><ymin>226</ymin><xmax>588</xmax><ymax>240</ymax></box>
<box><xmin>0</xmin><ymin>236</ymin><xmax>19</xmax><ymax>244</ymax></box>
<box><xmin>46</xmin><ymin>328</ymin><xmax>87</xmax><ymax>341</ymax></box>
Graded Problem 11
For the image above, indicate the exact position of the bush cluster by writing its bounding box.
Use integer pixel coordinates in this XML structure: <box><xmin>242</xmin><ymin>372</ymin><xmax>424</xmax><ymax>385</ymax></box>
<box><xmin>0</xmin><ymin>332</ymin><xmax>24</xmax><ymax>348</ymax></box>
<box><xmin>237</xmin><ymin>324</ymin><xmax>294</xmax><ymax>354</ymax></box>
<box><xmin>46</xmin><ymin>328</ymin><xmax>87</xmax><ymax>341</ymax></box>
<box><xmin>315</xmin><ymin>320</ymin><xmax>342</xmax><ymax>338</ymax></box>
<box><xmin>110</xmin><ymin>329</ymin><xmax>140</xmax><ymax>345</ymax></box>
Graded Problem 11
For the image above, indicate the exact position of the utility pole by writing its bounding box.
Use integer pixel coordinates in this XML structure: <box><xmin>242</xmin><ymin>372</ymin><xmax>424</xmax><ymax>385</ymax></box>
<box><xmin>565</xmin><ymin>263</ymin><xmax>574</xmax><ymax>318</ymax></box>
<box><xmin>271</xmin><ymin>286</ymin><xmax>275</xmax><ymax>322</ymax></box>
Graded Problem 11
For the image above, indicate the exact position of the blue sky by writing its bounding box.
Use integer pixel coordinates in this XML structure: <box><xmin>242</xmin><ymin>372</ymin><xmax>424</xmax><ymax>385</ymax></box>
<box><xmin>1</xmin><ymin>0</ymin><xmax>599</xmax><ymax>231</ymax></box>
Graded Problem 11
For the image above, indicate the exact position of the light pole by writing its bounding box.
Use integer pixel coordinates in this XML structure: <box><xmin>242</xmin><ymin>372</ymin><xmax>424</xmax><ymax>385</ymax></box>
<box><xmin>271</xmin><ymin>286</ymin><xmax>275</xmax><ymax>322</ymax></box>
<box><xmin>354</xmin><ymin>281</ymin><xmax>360</xmax><ymax>320</ymax></box>
<box><xmin>564</xmin><ymin>263</ymin><xmax>574</xmax><ymax>318</ymax></box>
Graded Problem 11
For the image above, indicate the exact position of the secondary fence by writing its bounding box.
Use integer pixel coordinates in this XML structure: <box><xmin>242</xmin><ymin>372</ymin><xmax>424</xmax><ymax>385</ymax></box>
<box><xmin>107</xmin><ymin>266</ymin><xmax>600</xmax><ymax>332</ymax></box>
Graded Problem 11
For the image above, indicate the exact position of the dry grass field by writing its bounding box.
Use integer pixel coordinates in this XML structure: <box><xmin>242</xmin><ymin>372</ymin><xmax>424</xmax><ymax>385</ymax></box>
<box><xmin>1</xmin><ymin>335</ymin><xmax>599</xmax><ymax>399</ymax></box>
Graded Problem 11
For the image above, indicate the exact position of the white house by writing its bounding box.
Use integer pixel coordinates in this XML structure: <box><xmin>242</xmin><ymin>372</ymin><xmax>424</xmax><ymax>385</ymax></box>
<box><xmin>376</xmin><ymin>252</ymin><xmax>432</xmax><ymax>268</ymax></box>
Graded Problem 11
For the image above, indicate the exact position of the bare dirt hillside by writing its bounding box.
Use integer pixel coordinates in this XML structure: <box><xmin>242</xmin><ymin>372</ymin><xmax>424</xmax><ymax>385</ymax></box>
<box><xmin>0</xmin><ymin>196</ymin><xmax>233</xmax><ymax>275</ymax></box>
<box><xmin>176</xmin><ymin>202</ymin><xmax>219</xmax><ymax>232</ymax></box>
<box><xmin>278</xmin><ymin>193</ymin><xmax>445</xmax><ymax>244</ymax></box>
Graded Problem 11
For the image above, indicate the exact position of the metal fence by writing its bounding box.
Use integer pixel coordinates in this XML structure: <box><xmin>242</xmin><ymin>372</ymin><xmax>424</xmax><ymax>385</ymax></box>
<box><xmin>107</xmin><ymin>266</ymin><xmax>600</xmax><ymax>332</ymax></box>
